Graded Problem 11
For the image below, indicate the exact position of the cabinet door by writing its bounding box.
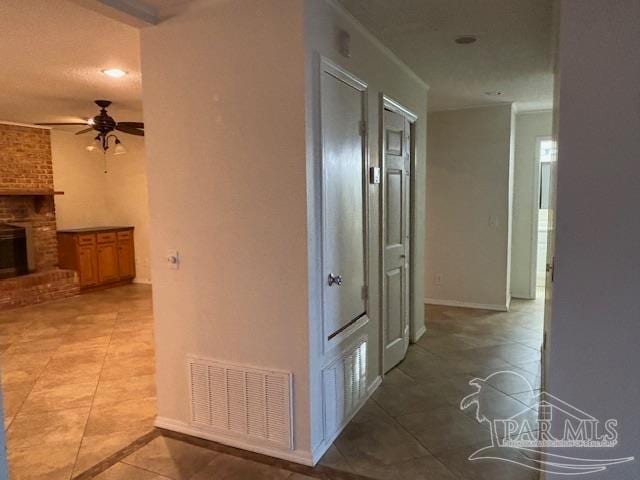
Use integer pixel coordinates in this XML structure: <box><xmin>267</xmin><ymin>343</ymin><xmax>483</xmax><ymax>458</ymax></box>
<box><xmin>117</xmin><ymin>238</ymin><xmax>135</xmax><ymax>279</ymax></box>
<box><xmin>97</xmin><ymin>243</ymin><xmax>120</xmax><ymax>284</ymax></box>
<box><xmin>78</xmin><ymin>244</ymin><xmax>99</xmax><ymax>287</ymax></box>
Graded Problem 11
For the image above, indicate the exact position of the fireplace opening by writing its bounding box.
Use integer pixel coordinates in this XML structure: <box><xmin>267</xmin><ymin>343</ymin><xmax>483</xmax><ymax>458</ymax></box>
<box><xmin>0</xmin><ymin>224</ymin><xmax>29</xmax><ymax>279</ymax></box>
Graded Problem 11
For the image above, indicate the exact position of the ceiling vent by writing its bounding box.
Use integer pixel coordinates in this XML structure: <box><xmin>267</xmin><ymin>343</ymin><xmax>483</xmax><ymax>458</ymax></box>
<box><xmin>188</xmin><ymin>357</ymin><xmax>293</xmax><ymax>450</ymax></box>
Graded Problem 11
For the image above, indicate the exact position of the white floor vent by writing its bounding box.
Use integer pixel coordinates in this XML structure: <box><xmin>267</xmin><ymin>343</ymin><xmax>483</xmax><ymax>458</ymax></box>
<box><xmin>188</xmin><ymin>357</ymin><xmax>293</xmax><ymax>450</ymax></box>
<box><xmin>322</xmin><ymin>337</ymin><xmax>367</xmax><ymax>439</ymax></box>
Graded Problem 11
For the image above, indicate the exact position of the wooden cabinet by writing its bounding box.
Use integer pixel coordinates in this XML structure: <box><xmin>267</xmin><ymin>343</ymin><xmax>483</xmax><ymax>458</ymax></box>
<box><xmin>57</xmin><ymin>227</ymin><xmax>135</xmax><ymax>290</ymax></box>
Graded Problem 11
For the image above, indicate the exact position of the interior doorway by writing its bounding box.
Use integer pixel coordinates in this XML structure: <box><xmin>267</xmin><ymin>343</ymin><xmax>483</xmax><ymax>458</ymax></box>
<box><xmin>534</xmin><ymin>137</ymin><xmax>557</xmax><ymax>294</ymax></box>
<box><xmin>381</xmin><ymin>98</ymin><xmax>416</xmax><ymax>374</ymax></box>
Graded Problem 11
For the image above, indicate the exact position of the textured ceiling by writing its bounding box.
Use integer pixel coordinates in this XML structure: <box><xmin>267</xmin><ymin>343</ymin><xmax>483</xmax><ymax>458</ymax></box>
<box><xmin>338</xmin><ymin>0</ymin><xmax>555</xmax><ymax>111</ymax></box>
<box><xmin>1</xmin><ymin>0</ymin><xmax>554</xmax><ymax>126</ymax></box>
<box><xmin>0</xmin><ymin>0</ymin><xmax>142</xmax><ymax>127</ymax></box>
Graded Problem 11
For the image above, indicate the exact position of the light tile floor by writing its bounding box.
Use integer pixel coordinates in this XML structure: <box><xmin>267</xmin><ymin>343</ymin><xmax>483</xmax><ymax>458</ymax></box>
<box><xmin>0</xmin><ymin>285</ymin><xmax>156</xmax><ymax>480</ymax></box>
<box><xmin>322</xmin><ymin>293</ymin><xmax>545</xmax><ymax>480</ymax></box>
<box><xmin>1</xmin><ymin>285</ymin><xmax>544</xmax><ymax>480</ymax></box>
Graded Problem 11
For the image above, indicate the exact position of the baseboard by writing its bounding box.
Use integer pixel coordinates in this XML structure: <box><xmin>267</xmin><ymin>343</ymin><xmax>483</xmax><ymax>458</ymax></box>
<box><xmin>154</xmin><ymin>416</ymin><xmax>314</xmax><ymax>466</ymax></box>
<box><xmin>424</xmin><ymin>297</ymin><xmax>509</xmax><ymax>312</ymax></box>
<box><xmin>133</xmin><ymin>278</ymin><xmax>152</xmax><ymax>285</ymax></box>
<box><xmin>310</xmin><ymin>375</ymin><xmax>382</xmax><ymax>465</ymax></box>
<box><xmin>411</xmin><ymin>324</ymin><xmax>426</xmax><ymax>343</ymax></box>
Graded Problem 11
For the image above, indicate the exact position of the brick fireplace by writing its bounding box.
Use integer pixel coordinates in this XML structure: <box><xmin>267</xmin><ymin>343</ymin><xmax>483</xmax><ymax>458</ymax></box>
<box><xmin>0</xmin><ymin>123</ymin><xmax>79</xmax><ymax>310</ymax></box>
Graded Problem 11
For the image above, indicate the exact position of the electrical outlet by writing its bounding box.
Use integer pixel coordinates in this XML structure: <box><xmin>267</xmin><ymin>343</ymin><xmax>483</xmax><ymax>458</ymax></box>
<box><xmin>435</xmin><ymin>274</ymin><xmax>443</xmax><ymax>286</ymax></box>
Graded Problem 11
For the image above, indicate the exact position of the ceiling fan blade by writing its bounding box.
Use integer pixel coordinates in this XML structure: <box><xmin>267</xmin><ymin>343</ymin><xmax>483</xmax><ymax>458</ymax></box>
<box><xmin>75</xmin><ymin>127</ymin><xmax>94</xmax><ymax>135</ymax></box>
<box><xmin>35</xmin><ymin>122</ymin><xmax>88</xmax><ymax>126</ymax></box>
<box><xmin>116</xmin><ymin>125</ymin><xmax>144</xmax><ymax>136</ymax></box>
<box><xmin>117</xmin><ymin>122</ymin><xmax>144</xmax><ymax>129</ymax></box>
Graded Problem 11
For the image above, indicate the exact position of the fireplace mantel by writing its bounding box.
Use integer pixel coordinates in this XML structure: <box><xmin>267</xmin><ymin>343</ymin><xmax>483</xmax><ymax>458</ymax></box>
<box><xmin>0</xmin><ymin>189</ymin><xmax>64</xmax><ymax>196</ymax></box>
<box><xmin>0</xmin><ymin>190</ymin><xmax>64</xmax><ymax>212</ymax></box>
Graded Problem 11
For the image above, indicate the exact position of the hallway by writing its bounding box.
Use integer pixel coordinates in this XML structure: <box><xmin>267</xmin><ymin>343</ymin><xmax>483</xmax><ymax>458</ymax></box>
<box><xmin>323</xmin><ymin>296</ymin><xmax>544</xmax><ymax>479</ymax></box>
<box><xmin>91</xmin><ymin>296</ymin><xmax>543</xmax><ymax>480</ymax></box>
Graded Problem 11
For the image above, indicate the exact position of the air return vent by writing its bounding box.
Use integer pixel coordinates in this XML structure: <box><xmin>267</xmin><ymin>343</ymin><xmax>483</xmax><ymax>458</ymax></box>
<box><xmin>188</xmin><ymin>357</ymin><xmax>293</xmax><ymax>449</ymax></box>
<box><xmin>322</xmin><ymin>337</ymin><xmax>367</xmax><ymax>439</ymax></box>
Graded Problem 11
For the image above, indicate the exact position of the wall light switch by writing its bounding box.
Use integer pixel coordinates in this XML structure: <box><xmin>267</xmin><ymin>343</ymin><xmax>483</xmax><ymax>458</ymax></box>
<box><xmin>370</xmin><ymin>166</ymin><xmax>381</xmax><ymax>184</ymax></box>
<box><xmin>167</xmin><ymin>250</ymin><xmax>180</xmax><ymax>270</ymax></box>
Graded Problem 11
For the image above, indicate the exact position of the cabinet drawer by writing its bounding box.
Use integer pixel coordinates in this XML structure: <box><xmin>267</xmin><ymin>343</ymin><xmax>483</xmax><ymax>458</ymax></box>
<box><xmin>78</xmin><ymin>234</ymin><xmax>95</xmax><ymax>246</ymax></box>
<box><xmin>117</xmin><ymin>230</ymin><xmax>132</xmax><ymax>240</ymax></box>
<box><xmin>96</xmin><ymin>232</ymin><xmax>117</xmax><ymax>244</ymax></box>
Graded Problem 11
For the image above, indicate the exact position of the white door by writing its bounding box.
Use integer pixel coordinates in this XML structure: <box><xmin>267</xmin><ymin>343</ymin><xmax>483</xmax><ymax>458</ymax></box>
<box><xmin>321</xmin><ymin>67</ymin><xmax>367</xmax><ymax>341</ymax></box>
<box><xmin>382</xmin><ymin>109</ymin><xmax>411</xmax><ymax>373</ymax></box>
<box><xmin>543</xmin><ymin>139</ymin><xmax>558</xmax><ymax>387</ymax></box>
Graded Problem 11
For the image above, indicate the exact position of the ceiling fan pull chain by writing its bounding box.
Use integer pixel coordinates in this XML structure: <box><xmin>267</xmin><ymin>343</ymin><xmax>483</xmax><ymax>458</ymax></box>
<box><xmin>103</xmin><ymin>151</ymin><xmax>108</xmax><ymax>174</ymax></box>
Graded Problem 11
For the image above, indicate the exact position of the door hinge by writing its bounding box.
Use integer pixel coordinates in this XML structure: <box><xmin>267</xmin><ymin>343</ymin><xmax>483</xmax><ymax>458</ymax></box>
<box><xmin>359</xmin><ymin>120</ymin><xmax>367</xmax><ymax>137</ymax></box>
<box><xmin>546</xmin><ymin>256</ymin><xmax>555</xmax><ymax>282</ymax></box>
<box><xmin>542</xmin><ymin>330</ymin><xmax>547</xmax><ymax>352</ymax></box>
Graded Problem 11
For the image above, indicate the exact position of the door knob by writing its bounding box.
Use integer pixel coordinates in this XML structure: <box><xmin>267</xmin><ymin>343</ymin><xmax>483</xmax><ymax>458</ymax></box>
<box><xmin>328</xmin><ymin>273</ymin><xmax>343</xmax><ymax>287</ymax></box>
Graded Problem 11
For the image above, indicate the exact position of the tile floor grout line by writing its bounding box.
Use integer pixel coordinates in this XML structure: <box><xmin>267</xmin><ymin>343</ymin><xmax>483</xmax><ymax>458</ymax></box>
<box><xmin>68</xmin><ymin>310</ymin><xmax>120</xmax><ymax>479</ymax></box>
<box><xmin>4</xmin><ymin>329</ymin><xmax>62</xmax><ymax>432</ymax></box>
<box><xmin>71</xmin><ymin>429</ymin><xmax>161</xmax><ymax>480</ymax></box>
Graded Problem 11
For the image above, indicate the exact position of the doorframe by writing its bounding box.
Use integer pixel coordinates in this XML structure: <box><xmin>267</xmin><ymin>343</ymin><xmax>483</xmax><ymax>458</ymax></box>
<box><xmin>318</xmin><ymin>57</ymin><xmax>371</xmax><ymax>355</ymax></box>
<box><xmin>379</xmin><ymin>95</ymin><xmax>418</xmax><ymax>375</ymax></box>
<box><xmin>528</xmin><ymin>135</ymin><xmax>552</xmax><ymax>299</ymax></box>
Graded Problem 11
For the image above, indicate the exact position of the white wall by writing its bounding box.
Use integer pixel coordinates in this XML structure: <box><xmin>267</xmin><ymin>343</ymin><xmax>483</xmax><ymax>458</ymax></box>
<box><xmin>426</xmin><ymin>104</ymin><xmax>514</xmax><ymax>311</ymax></box>
<box><xmin>304</xmin><ymin>0</ymin><xmax>428</xmax><ymax>457</ymax></box>
<box><xmin>51</xmin><ymin>130</ymin><xmax>109</xmax><ymax>228</ymax></box>
<box><xmin>51</xmin><ymin>130</ymin><xmax>152</xmax><ymax>282</ymax></box>
<box><xmin>141</xmin><ymin>0</ymin><xmax>311</xmax><ymax>461</ymax></box>
<box><xmin>546</xmin><ymin>1</ymin><xmax>640</xmax><ymax>478</ymax></box>
<box><xmin>510</xmin><ymin>111</ymin><xmax>552</xmax><ymax>299</ymax></box>
<box><xmin>103</xmin><ymin>135</ymin><xmax>152</xmax><ymax>283</ymax></box>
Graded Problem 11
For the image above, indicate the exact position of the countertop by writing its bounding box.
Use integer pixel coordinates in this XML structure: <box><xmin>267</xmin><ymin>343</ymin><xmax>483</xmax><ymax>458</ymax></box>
<box><xmin>57</xmin><ymin>226</ymin><xmax>134</xmax><ymax>233</ymax></box>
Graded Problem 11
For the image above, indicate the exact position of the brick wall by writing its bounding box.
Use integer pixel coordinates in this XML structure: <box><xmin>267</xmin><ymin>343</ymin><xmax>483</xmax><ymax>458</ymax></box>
<box><xmin>0</xmin><ymin>196</ymin><xmax>58</xmax><ymax>271</ymax></box>
<box><xmin>0</xmin><ymin>124</ymin><xmax>53</xmax><ymax>191</ymax></box>
<box><xmin>0</xmin><ymin>270</ymin><xmax>80</xmax><ymax>310</ymax></box>
<box><xmin>0</xmin><ymin>123</ymin><xmax>78</xmax><ymax>309</ymax></box>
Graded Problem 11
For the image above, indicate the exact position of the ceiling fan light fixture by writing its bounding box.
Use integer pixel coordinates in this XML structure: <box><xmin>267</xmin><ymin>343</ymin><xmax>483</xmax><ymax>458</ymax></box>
<box><xmin>113</xmin><ymin>138</ymin><xmax>127</xmax><ymax>155</ymax></box>
<box><xmin>86</xmin><ymin>136</ymin><xmax>101</xmax><ymax>152</ymax></box>
<box><xmin>102</xmin><ymin>68</ymin><xmax>127</xmax><ymax>78</ymax></box>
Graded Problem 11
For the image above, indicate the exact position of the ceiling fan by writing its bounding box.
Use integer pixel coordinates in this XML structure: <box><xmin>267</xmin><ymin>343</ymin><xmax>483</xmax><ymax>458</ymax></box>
<box><xmin>37</xmin><ymin>100</ymin><xmax>143</xmax><ymax>154</ymax></box>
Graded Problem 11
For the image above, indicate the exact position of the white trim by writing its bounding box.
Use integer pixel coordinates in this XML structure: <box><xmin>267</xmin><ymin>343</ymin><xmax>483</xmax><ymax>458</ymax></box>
<box><xmin>516</xmin><ymin>108</ymin><xmax>554</xmax><ymax>116</ymax></box>
<box><xmin>411</xmin><ymin>324</ymin><xmax>426</xmax><ymax>343</ymax></box>
<box><xmin>321</xmin><ymin>57</ymin><xmax>368</xmax><ymax>92</ymax></box>
<box><xmin>154</xmin><ymin>416</ymin><xmax>314</xmax><ymax>466</ymax></box>
<box><xmin>428</xmin><ymin>102</ymin><xmax>514</xmax><ymax>113</ymax></box>
<box><xmin>323</xmin><ymin>0</ymin><xmax>429</xmax><ymax>91</ymax></box>
<box><xmin>69</xmin><ymin>0</ymin><xmax>158</xmax><ymax>26</ymax></box>
<box><xmin>383</xmin><ymin>96</ymin><xmax>418</xmax><ymax>123</ymax></box>
<box><xmin>310</xmin><ymin>375</ymin><xmax>382</xmax><ymax>465</ymax></box>
<box><xmin>424</xmin><ymin>298</ymin><xmax>509</xmax><ymax>312</ymax></box>
<box><xmin>0</xmin><ymin>121</ymin><xmax>50</xmax><ymax>130</ymax></box>
<box><xmin>529</xmin><ymin>136</ymin><xmax>553</xmax><ymax>299</ymax></box>
<box><xmin>132</xmin><ymin>278</ymin><xmax>152</xmax><ymax>285</ymax></box>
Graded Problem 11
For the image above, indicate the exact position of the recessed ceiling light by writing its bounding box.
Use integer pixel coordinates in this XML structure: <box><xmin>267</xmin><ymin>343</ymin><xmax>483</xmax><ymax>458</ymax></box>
<box><xmin>485</xmin><ymin>91</ymin><xmax>503</xmax><ymax>96</ymax></box>
<box><xmin>454</xmin><ymin>35</ymin><xmax>477</xmax><ymax>45</ymax></box>
<box><xmin>102</xmin><ymin>68</ymin><xmax>127</xmax><ymax>78</ymax></box>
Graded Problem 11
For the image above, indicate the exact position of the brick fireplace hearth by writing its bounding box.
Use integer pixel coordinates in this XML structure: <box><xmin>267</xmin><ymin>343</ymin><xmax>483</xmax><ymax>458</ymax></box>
<box><xmin>0</xmin><ymin>123</ymin><xmax>79</xmax><ymax>310</ymax></box>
